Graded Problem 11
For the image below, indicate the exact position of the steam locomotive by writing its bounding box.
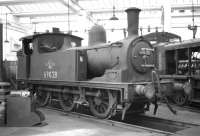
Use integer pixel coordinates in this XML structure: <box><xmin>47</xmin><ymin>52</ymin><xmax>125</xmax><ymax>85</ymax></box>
<box><xmin>157</xmin><ymin>39</ymin><xmax>200</xmax><ymax>106</ymax></box>
<box><xmin>16</xmin><ymin>7</ymin><xmax>163</xmax><ymax>119</ymax></box>
<box><xmin>144</xmin><ymin>32</ymin><xmax>200</xmax><ymax>106</ymax></box>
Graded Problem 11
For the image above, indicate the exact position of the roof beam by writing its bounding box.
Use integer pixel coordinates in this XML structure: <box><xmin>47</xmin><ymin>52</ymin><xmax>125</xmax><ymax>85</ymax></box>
<box><xmin>59</xmin><ymin>0</ymin><xmax>96</xmax><ymax>23</ymax></box>
<box><xmin>12</xmin><ymin>11</ymin><xmax>75</xmax><ymax>18</ymax></box>
<box><xmin>5</xmin><ymin>6</ymin><xmax>14</xmax><ymax>12</ymax></box>
<box><xmin>172</xmin><ymin>4</ymin><xmax>200</xmax><ymax>10</ymax></box>
<box><xmin>90</xmin><ymin>7</ymin><xmax>162</xmax><ymax>14</ymax></box>
<box><xmin>0</xmin><ymin>0</ymin><xmax>59</xmax><ymax>6</ymax></box>
<box><xmin>172</xmin><ymin>14</ymin><xmax>200</xmax><ymax>18</ymax></box>
<box><xmin>58</xmin><ymin>0</ymin><xmax>79</xmax><ymax>13</ymax></box>
<box><xmin>30</xmin><ymin>19</ymin><xmax>77</xmax><ymax>24</ymax></box>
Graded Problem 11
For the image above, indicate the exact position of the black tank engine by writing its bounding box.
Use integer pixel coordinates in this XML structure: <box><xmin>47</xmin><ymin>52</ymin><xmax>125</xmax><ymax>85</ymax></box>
<box><xmin>17</xmin><ymin>8</ymin><xmax>161</xmax><ymax>119</ymax></box>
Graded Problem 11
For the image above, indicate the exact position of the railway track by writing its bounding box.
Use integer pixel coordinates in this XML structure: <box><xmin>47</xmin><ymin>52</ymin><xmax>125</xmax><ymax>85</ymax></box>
<box><xmin>42</xmin><ymin>101</ymin><xmax>199</xmax><ymax>136</ymax></box>
<box><xmin>160</xmin><ymin>102</ymin><xmax>200</xmax><ymax>114</ymax></box>
<box><xmin>172</xmin><ymin>104</ymin><xmax>200</xmax><ymax>114</ymax></box>
<box><xmin>119</xmin><ymin>114</ymin><xmax>199</xmax><ymax>133</ymax></box>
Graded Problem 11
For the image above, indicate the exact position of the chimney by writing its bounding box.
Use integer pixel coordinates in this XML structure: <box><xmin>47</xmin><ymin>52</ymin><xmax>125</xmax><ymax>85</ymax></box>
<box><xmin>125</xmin><ymin>7</ymin><xmax>141</xmax><ymax>37</ymax></box>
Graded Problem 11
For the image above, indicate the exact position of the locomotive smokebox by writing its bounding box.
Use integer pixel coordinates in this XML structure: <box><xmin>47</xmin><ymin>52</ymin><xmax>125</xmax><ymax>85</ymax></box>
<box><xmin>125</xmin><ymin>7</ymin><xmax>141</xmax><ymax>37</ymax></box>
<box><xmin>88</xmin><ymin>25</ymin><xmax>107</xmax><ymax>46</ymax></box>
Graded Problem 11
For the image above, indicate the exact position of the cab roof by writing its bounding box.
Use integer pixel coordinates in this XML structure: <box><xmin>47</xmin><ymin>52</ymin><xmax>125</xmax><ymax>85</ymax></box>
<box><xmin>164</xmin><ymin>38</ymin><xmax>200</xmax><ymax>50</ymax></box>
<box><xmin>143</xmin><ymin>32</ymin><xmax>181</xmax><ymax>43</ymax></box>
<box><xmin>19</xmin><ymin>32</ymin><xmax>83</xmax><ymax>41</ymax></box>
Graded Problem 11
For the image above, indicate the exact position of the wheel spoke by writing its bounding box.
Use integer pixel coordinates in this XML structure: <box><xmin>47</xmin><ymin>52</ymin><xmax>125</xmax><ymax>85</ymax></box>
<box><xmin>35</xmin><ymin>91</ymin><xmax>50</xmax><ymax>107</ymax></box>
<box><xmin>96</xmin><ymin>106</ymin><xmax>101</xmax><ymax>113</ymax></box>
<box><xmin>101</xmin><ymin>103</ymin><xmax>107</xmax><ymax>112</ymax></box>
<box><xmin>102</xmin><ymin>101</ymin><xmax>109</xmax><ymax>107</ymax></box>
<box><xmin>95</xmin><ymin>104</ymin><xmax>98</xmax><ymax>110</ymax></box>
<box><xmin>59</xmin><ymin>92</ymin><xmax>75</xmax><ymax>112</ymax></box>
<box><xmin>99</xmin><ymin>106</ymin><xmax>104</xmax><ymax>113</ymax></box>
<box><xmin>174</xmin><ymin>93</ymin><xmax>187</xmax><ymax>106</ymax></box>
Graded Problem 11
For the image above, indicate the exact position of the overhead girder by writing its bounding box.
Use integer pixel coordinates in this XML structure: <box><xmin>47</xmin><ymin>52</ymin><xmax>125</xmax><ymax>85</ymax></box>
<box><xmin>90</xmin><ymin>7</ymin><xmax>162</xmax><ymax>15</ymax></box>
<box><xmin>58</xmin><ymin>0</ymin><xmax>95</xmax><ymax>23</ymax></box>
<box><xmin>172</xmin><ymin>4</ymin><xmax>200</xmax><ymax>10</ymax></box>
<box><xmin>11</xmin><ymin>11</ymin><xmax>76</xmax><ymax>18</ymax></box>
<box><xmin>1</xmin><ymin>0</ymin><xmax>200</xmax><ymax>28</ymax></box>
<box><xmin>0</xmin><ymin>0</ymin><xmax>58</xmax><ymax>6</ymax></box>
<box><xmin>3</xmin><ymin>0</ymin><xmax>96</xmax><ymax>23</ymax></box>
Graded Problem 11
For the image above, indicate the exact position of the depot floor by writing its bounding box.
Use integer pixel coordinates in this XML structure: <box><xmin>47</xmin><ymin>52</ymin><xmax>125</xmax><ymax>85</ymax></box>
<box><xmin>146</xmin><ymin>104</ymin><xmax>200</xmax><ymax>125</ymax></box>
<box><xmin>0</xmin><ymin>104</ymin><xmax>200</xmax><ymax>136</ymax></box>
<box><xmin>0</xmin><ymin>108</ymin><xmax>165</xmax><ymax>136</ymax></box>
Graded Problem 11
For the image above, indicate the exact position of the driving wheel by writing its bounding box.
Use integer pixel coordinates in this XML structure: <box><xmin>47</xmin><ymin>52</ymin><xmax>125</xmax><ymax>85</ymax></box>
<box><xmin>89</xmin><ymin>90</ymin><xmax>116</xmax><ymax>119</ymax></box>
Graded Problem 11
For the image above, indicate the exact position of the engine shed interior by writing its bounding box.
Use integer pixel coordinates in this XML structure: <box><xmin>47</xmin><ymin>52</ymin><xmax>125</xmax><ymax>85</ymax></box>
<box><xmin>0</xmin><ymin>1</ymin><xmax>200</xmax><ymax>136</ymax></box>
